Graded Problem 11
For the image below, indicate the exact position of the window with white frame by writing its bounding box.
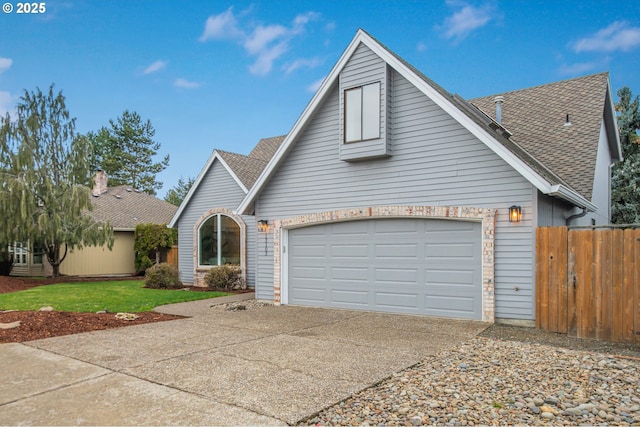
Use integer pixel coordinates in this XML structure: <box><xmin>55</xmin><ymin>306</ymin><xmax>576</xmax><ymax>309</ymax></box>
<box><xmin>344</xmin><ymin>82</ymin><xmax>381</xmax><ymax>143</ymax></box>
<box><xmin>198</xmin><ymin>214</ymin><xmax>241</xmax><ymax>266</ymax></box>
<box><xmin>8</xmin><ymin>242</ymin><xmax>28</xmax><ymax>266</ymax></box>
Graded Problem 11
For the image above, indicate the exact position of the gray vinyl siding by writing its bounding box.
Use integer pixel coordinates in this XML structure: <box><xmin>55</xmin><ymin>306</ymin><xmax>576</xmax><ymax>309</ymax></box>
<box><xmin>256</xmin><ymin>65</ymin><xmax>537</xmax><ymax>320</ymax></box>
<box><xmin>537</xmin><ymin>193</ymin><xmax>574</xmax><ymax>226</ymax></box>
<box><xmin>175</xmin><ymin>159</ymin><xmax>255</xmax><ymax>286</ymax></box>
<box><xmin>576</xmin><ymin>120</ymin><xmax>612</xmax><ymax>226</ymax></box>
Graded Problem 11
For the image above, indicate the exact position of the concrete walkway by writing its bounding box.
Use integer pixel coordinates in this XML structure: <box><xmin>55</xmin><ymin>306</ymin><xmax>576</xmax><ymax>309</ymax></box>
<box><xmin>0</xmin><ymin>294</ymin><xmax>489</xmax><ymax>426</ymax></box>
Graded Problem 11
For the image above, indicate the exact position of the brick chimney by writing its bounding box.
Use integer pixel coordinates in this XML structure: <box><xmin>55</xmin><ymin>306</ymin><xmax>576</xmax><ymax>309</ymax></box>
<box><xmin>92</xmin><ymin>170</ymin><xmax>108</xmax><ymax>196</ymax></box>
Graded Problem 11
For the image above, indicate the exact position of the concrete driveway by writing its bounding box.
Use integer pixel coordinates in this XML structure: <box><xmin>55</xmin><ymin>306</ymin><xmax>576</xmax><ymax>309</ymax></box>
<box><xmin>0</xmin><ymin>294</ymin><xmax>488</xmax><ymax>426</ymax></box>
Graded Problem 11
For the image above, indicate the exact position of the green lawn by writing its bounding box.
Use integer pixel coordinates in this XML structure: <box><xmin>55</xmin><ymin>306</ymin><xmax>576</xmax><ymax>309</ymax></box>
<box><xmin>0</xmin><ymin>281</ymin><xmax>228</xmax><ymax>313</ymax></box>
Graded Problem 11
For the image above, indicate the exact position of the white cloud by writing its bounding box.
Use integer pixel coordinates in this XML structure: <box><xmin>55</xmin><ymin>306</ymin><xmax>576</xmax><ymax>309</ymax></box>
<box><xmin>143</xmin><ymin>60</ymin><xmax>168</xmax><ymax>75</ymax></box>
<box><xmin>0</xmin><ymin>57</ymin><xmax>13</xmax><ymax>75</ymax></box>
<box><xmin>307</xmin><ymin>76</ymin><xmax>325</xmax><ymax>93</ymax></box>
<box><xmin>173</xmin><ymin>78</ymin><xmax>201</xmax><ymax>89</ymax></box>
<box><xmin>0</xmin><ymin>91</ymin><xmax>17</xmax><ymax>117</ymax></box>
<box><xmin>199</xmin><ymin>9</ymin><xmax>320</xmax><ymax>75</ymax></box>
<box><xmin>572</xmin><ymin>21</ymin><xmax>640</xmax><ymax>53</ymax></box>
<box><xmin>283</xmin><ymin>57</ymin><xmax>321</xmax><ymax>75</ymax></box>
<box><xmin>199</xmin><ymin>7</ymin><xmax>243</xmax><ymax>42</ymax></box>
<box><xmin>417</xmin><ymin>41</ymin><xmax>427</xmax><ymax>52</ymax></box>
<box><xmin>437</xmin><ymin>1</ymin><xmax>495</xmax><ymax>42</ymax></box>
<box><xmin>244</xmin><ymin>24</ymin><xmax>288</xmax><ymax>55</ymax></box>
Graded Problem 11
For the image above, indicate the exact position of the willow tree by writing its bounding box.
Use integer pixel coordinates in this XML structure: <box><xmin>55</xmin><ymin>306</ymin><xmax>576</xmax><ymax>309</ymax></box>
<box><xmin>0</xmin><ymin>85</ymin><xmax>114</xmax><ymax>277</ymax></box>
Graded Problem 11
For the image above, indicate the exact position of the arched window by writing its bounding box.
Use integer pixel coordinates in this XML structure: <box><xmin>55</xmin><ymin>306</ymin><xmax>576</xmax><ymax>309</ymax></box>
<box><xmin>198</xmin><ymin>214</ymin><xmax>241</xmax><ymax>266</ymax></box>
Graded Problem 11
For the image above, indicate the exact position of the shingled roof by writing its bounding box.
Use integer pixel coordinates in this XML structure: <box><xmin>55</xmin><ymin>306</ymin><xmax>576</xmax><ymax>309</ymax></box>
<box><xmin>90</xmin><ymin>185</ymin><xmax>177</xmax><ymax>230</ymax></box>
<box><xmin>217</xmin><ymin>135</ymin><xmax>286</xmax><ymax>190</ymax></box>
<box><xmin>470</xmin><ymin>73</ymin><xmax>611</xmax><ymax>201</ymax></box>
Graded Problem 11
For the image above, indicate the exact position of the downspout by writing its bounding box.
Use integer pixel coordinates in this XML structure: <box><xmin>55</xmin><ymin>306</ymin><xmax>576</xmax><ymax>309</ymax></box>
<box><xmin>566</xmin><ymin>208</ymin><xmax>587</xmax><ymax>226</ymax></box>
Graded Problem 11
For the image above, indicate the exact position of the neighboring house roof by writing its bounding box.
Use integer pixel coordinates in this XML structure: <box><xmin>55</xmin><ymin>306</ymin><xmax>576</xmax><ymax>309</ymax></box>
<box><xmin>237</xmin><ymin>29</ymin><xmax>620</xmax><ymax>214</ymax></box>
<box><xmin>168</xmin><ymin>136</ymin><xmax>286</xmax><ymax>227</ymax></box>
<box><xmin>90</xmin><ymin>185</ymin><xmax>178</xmax><ymax>231</ymax></box>
<box><xmin>470</xmin><ymin>73</ymin><xmax>621</xmax><ymax>201</ymax></box>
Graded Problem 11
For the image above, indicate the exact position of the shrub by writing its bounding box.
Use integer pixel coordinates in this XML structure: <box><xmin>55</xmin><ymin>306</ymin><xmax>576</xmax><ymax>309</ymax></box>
<box><xmin>0</xmin><ymin>250</ymin><xmax>13</xmax><ymax>276</ymax></box>
<box><xmin>144</xmin><ymin>263</ymin><xmax>182</xmax><ymax>289</ymax></box>
<box><xmin>204</xmin><ymin>265</ymin><xmax>246</xmax><ymax>291</ymax></box>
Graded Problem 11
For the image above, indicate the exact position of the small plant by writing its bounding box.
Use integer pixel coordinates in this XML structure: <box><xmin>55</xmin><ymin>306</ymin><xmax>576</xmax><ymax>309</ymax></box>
<box><xmin>144</xmin><ymin>263</ymin><xmax>182</xmax><ymax>289</ymax></box>
<box><xmin>204</xmin><ymin>265</ymin><xmax>246</xmax><ymax>291</ymax></box>
<box><xmin>0</xmin><ymin>249</ymin><xmax>13</xmax><ymax>276</ymax></box>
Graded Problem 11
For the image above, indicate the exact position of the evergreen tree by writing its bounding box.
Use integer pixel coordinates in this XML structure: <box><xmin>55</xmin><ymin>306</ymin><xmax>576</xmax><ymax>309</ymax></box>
<box><xmin>164</xmin><ymin>176</ymin><xmax>195</xmax><ymax>206</ymax></box>
<box><xmin>90</xmin><ymin>110</ymin><xmax>169</xmax><ymax>195</ymax></box>
<box><xmin>0</xmin><ymin>85</ymin><xmax>113</xmax><ymax>277</ymax></box>
<box><xmin>611</xmin><ymin>87</ymin><xmax>640</xmax><ymax>224</ymax></box>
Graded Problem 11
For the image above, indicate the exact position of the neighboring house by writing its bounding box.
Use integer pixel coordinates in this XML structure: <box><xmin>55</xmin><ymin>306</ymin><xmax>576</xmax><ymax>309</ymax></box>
<box><xmin>58</xmin><ymin>170</ymin><xmax>178</xmax><ymax>276</ymax></box>
<box><xmin>172</xmin><ymin>30</ymin><xmax>621</xmax><ymax>325</ymax></box>
<box><xmin>168</xmin><ymin>136</ymin><xmax>284</xmax><ymax>286</ymax></box>
<box><xmin>10</xmin><ymin>171</ymin><xmax>178</xmax><ymax>277</ymax></box>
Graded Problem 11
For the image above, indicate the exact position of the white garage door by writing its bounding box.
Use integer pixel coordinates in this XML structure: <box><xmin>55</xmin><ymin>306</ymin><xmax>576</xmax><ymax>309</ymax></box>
<box><xmin>287</xmin><ymin>218</ymin><xmax>482</xmax><ymax>319</ymax></box>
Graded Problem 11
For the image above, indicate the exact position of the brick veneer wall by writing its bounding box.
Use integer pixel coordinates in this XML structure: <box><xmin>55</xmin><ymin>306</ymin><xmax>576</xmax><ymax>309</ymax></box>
<box><xmin>192</xmin><ymin>208</ymin><xmax>247</xmax><ymax>287</ymax></box>
<box><xmin>272</xmin><ymin>205</ymin><xmax>496</xmax><ymax>322</ymax></box>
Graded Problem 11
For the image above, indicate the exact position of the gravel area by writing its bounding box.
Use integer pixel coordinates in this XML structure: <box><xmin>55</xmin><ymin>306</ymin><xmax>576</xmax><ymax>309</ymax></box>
<box><xmin>304</xmin><ymin>328</ymin><xmax>640</xmax><ymax>426</ymax></box>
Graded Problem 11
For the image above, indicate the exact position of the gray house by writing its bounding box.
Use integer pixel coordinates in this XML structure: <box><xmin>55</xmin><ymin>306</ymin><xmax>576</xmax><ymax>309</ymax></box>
<box><xmin>174</xmin><ymin>30</ymin><xmax>621</xmax><ymax>325</ymax></box>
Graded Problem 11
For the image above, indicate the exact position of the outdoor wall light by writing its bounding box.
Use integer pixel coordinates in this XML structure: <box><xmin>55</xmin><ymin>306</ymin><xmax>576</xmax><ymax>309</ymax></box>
<box><xmin>509</xmin><ymin>205</ymin><xmax>522</xmax><ymax>223</ymax></box>
<box><xmin>258</xmin><ymin>219</ymin><xmax>269</xmax><ymax>232</ymax></box>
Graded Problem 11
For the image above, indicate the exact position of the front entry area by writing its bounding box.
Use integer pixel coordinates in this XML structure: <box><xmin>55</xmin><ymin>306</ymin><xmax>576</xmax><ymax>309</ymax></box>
<box><xmin>287</xmin><ymin>218</ymin><xmax>483</xmax><ymax>320</ymax></box>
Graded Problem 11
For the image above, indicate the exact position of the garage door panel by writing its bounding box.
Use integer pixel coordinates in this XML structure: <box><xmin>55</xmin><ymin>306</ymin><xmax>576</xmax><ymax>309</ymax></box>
<box><xmin>375</xmin><ymin>267</ymin><xmax>419</xmax><ymax>283</ymax></box>
<box><xmin>375</xmin><ymin>292</ymin><xmax>419</xmax><ymax>309</ymax></box>
<box><xmin>375</xmin><ymin>243</ymin><xmax>419</xmax><ymax>259</ymax></box>
<box><xmin>426</xmin><ymin>269</ymin><xmax>476</xmax><ymax>285</ymax></box>
<box><xmin>331</xmin><ymin>266</ymin><xmax>369</xmax><ymax>281</ymax></box>
<box><xmin>425</xmin><ymin>295</ymin><xmax>476</xmax><ymax>313</ymax></box>
<box><xmin>374</xmin><ymin>219</ymin><xmax>419</xmax><ymax>234</ymax></box>
<box><xmin>291</xmin><ymin>266</ymin><xmax>326</xmax><ymax>279</ymax></box>
<box><xmin>291</xmin><ymin>287</ymin><xmax>327</xmax><ymax>304</ymax></box>
<box><xmin>290</xmin><ymin>244</ymin><xmax>326</xmax><ymax>258</ymax></box>
<box><xmin>330</xmin><ymin>244</ymin><xmax>369</xmax><ymax>258</ymax></box>
<box><xmin>288</xmin><ymin>218</ymin><xmax>482</xmax><ymax>320</ymax></box>
<box><xmin>330</xmin><ymin>290</ymin><xmax>369</xmax><ymax>307</ymax></box>
<box><xmin>425</xmin><ymin>243</ymin><xmax>475</xmax><ymax>258</ymax></box>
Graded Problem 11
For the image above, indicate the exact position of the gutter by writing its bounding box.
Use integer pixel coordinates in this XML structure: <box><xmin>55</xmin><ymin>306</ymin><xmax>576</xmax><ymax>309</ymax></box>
<box><xmin>548</xmin><ymin>185</ymin><xmax>597</xmax><ymax>212</ymax></box>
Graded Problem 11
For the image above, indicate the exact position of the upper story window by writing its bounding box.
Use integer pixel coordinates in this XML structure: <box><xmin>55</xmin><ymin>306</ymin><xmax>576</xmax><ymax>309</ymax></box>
<box><xmin>345</xmin><ymin>82</ymin><xmax>381</xmax><ymax>143</ymax></box>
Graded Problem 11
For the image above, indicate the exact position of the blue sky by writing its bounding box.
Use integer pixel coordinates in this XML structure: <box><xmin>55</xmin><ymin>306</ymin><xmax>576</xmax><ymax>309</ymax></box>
<box><xmin>1</xmin><ymin>1</ymin><xmax>639</xmax><ymax>197</ymax></box>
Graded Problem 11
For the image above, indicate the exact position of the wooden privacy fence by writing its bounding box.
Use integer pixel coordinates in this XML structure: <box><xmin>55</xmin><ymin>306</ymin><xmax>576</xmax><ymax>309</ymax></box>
<box><xmin>536</xmin><ymin>226</ymin><xmax>640</xmax><ymax>343</ymax></box>
<box><xmin>165</xmin><ymin>245</ymin><xmax>179</xmax><ymax>268</ymax></box>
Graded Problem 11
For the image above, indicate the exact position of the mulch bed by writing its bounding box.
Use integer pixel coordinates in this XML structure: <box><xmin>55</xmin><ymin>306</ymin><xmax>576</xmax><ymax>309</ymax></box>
<box><xmin>0</xmin><ymin>275</ymin><xmax>184</xmax><ymax>343</ymax></box>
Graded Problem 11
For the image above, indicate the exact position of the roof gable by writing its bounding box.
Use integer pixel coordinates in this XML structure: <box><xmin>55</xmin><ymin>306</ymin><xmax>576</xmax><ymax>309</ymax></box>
<box><xmin>169</xmin><ymin>136</ymin><xmax>285</xmax><ymax>227</ymax></box>
<box><xmin>90</xmin><ymin>185</ymin><xmax>177</xmax><ymax>230</ymax></box>
<box><xmin>238</xmin><ymin>29</ymin><xmax>607</xmax><ymax>214</ymax></box>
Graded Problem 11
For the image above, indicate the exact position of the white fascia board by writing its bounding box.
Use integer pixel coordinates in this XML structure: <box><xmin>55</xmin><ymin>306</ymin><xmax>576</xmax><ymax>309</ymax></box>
<box><xmin>237</xmin><ymin>31</ymin><xmax>368</xmax><ymax>215</ymax></box>
<box><xmin>549</xmin><ymin>185</ymin><xmax>598</xmax><ymax>211</ymax></box>
<box><xmin>168</xmin><ymin>150</ymin><xmax>248</xmax><ymax>228</ymax></box>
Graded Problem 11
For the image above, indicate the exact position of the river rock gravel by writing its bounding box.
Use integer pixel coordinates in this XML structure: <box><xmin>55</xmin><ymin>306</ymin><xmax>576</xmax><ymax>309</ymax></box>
<box><xmin>303</xmin><ymin>337</ymin><xmax>640</xmax><ymax>426</ymax></box>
